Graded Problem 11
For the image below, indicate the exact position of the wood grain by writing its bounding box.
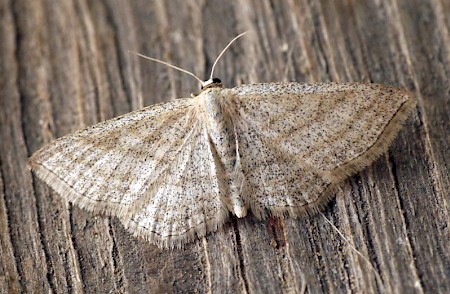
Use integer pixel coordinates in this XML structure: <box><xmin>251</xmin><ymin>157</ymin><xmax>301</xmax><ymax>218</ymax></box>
<box><xmin>0</xmin><ymin>0</ymin><xmax>448</xmax><ymax>293</ymax></box>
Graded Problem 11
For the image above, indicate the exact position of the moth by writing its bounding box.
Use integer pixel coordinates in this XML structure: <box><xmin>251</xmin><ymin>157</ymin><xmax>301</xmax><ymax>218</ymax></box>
<box><xmin>28</xmin><ymin>33</ymin><xmax>416</xmax><ymax>248</ymax></box>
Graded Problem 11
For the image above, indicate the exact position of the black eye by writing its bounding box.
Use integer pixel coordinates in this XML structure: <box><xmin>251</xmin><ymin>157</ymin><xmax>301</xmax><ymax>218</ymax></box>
<box><xmin>212</xmin><ymin>78</ymin><xmax>222</xmax><ymax>84</ymax></box>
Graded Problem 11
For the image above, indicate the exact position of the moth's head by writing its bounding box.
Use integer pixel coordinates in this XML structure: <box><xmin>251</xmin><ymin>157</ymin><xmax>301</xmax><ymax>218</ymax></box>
<box><xmin>201</xmin><ymin>78</ymin><xmax>223</xmax><ymax>91</ymax></box>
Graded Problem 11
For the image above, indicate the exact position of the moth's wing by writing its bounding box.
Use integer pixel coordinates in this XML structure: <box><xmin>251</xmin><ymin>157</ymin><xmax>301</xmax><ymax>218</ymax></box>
<box><xmin>225</xmin><ymin>82</ymin><xmax>416</xmax><ymax>218</ymax></box>
<box><xmin>29</xmin><ymin>98</ymin><xmax>229</xmax><ymax>248</ymax></box>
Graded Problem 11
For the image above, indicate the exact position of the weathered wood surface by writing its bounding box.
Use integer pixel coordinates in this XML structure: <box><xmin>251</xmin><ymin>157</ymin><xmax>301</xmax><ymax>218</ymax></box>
<box><xmin>0</xmin><ymin>0</ymin><xmax>449</xmax><ymax>293</ymax></box>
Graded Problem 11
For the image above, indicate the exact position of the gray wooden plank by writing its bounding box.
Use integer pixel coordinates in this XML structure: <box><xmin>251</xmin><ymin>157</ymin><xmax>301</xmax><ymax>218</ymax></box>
<box><xmin>0</xmin><ymin>0</ymin><xmax>448</xmax><ymax>293</ymax></box>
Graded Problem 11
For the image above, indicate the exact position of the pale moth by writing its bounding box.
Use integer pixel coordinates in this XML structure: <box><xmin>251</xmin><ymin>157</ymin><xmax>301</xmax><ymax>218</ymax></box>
<box><xmin>28</xmin><ymin>33</ymin><xmax>416</xmax><ymax>248</ymax></box>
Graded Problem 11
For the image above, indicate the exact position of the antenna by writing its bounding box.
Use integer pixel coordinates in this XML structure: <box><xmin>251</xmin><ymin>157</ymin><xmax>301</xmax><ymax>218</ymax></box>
<box><xmin>209</xmin><ymin>31</ymin><xmax>247</xmax><ymax>80</ymax></box>
<box><xmin>129</xmin><ymin>51</ymin><xmax>205</xmax><ymax>85</ymax></box>
<box><xmin>130</xmin><ymin>32</ymin><xmax>248</xmax><ymax>88</ymax></box>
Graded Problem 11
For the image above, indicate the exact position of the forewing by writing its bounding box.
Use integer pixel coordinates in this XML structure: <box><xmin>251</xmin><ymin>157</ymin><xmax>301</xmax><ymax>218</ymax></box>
<box><xmin>226</xmin><ymin>82</ymin><xmax>415</xmax><ymax>215</ymax></box>
<box><xmin>30</xmin><ymin>97</ymin><xmax>229</xmax><ymax>248</ymax></box>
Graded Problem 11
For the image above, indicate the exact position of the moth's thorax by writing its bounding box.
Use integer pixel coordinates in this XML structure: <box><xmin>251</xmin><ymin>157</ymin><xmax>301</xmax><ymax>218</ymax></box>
<box><xmin>196</xmin><ymin>88</ymin><xmax>235</xmax><ymax>145</ymax></box>
<box><xmin>197</xmin><ymin>88</ymin><xmax>225</xmax><ymax>119</ymax></box>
